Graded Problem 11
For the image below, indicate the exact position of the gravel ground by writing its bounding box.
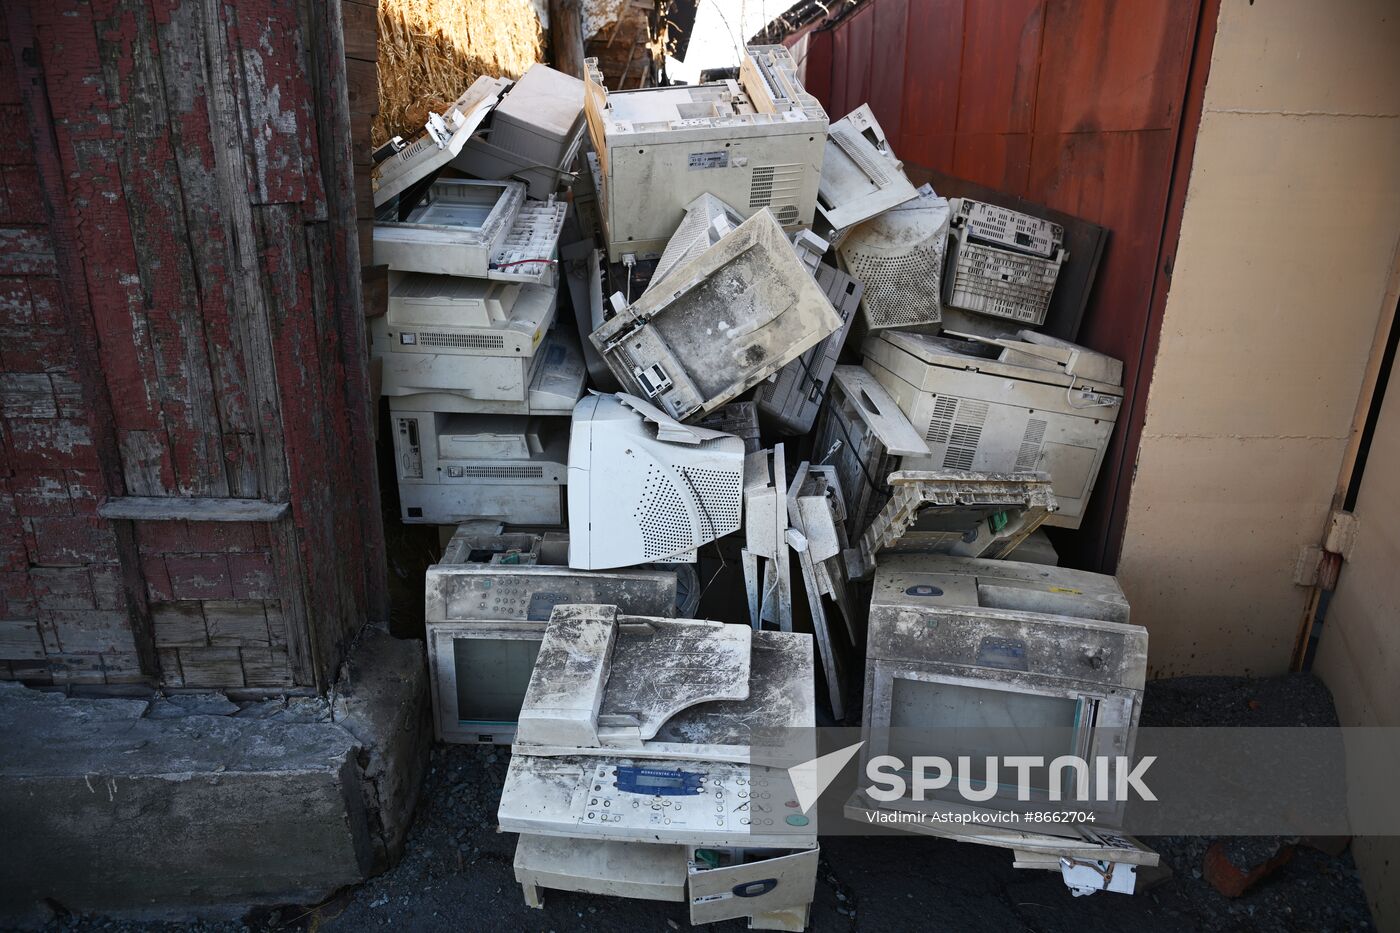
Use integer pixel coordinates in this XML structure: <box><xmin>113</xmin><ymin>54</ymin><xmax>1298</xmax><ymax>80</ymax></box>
<box><xmin>35</xmin><ymin>674</ymin><xmax>1375</xmax><ymax>933</ymax></box>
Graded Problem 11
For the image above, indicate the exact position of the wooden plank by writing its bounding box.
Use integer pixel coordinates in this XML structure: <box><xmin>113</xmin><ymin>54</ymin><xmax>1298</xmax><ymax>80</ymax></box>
<box><xmin>204</xmin><ymin>599</ymin><xmax>271</xmax><ymax>646</ymax></box>
<box><xmin>176</xmin><ymin>645</ymin><xmax>245</xmax><ymax>686</ymax></box>
<box><xmin>341</xmin><ymin>0</ymin><xmax>379</xmax><ymax>63</ymax></box>
<box><xmin>93</xmin><ymin>0</ymin><xmax>229</xmax><ymax>498</ymax></box>
<box><xmin>224</xmin><ymin>0</ymin><xmax>313</xmax><ymax>206</ymax></box>
<box><xmin>31</xmin><ymin>3</ymin><xmax>173</xmax><ymax>490</ymax></box>
<box><xmin>151</xmin><ymin>601</ymin><xmax>208</xmax><ymax>647</ymax></box>
<box><xmin>155</xmin><ymin>0</ymin><xmax>261</xmax><ymax>494</ymax></box>
<box><xmin>98</xmin><ymin>496</ymin><xmax>290</xmax><ymax>522</ymax></box>
<box><xmin>241</xmin><ymin>645</ymin><xmax>293</xmax><ymax>687</ymax></box>
<box><xmin>0</xmin><ymin>619</ymin><xmax>46</xmax><ymax>660</ymax></box>
<box><xmin>354</xmin><ymin>167</ymin><xmax>373</xmax><ymax>219</ymax></box>
<box><xmin>187</xmin><ymin>0</ymin><xmax>292</xmax><ymax>502</ymax></box>
<box><xmin>350</xmin><ymin>110</ymin><xmax>374</xmax><ymax>166</ymax></box>
<box><xmin>303</xmin><ymin>0</ymin><xmax>390</xmax><ymax>657</ymax></box>
<box><xmin>9</xmin><ymin>2</ymin><xmax>159</xmax><ymax>679</ymax></box>
<box><xmin>346</xmin><ymin>57</ymin><xmax>378</xmax><ymax>115</ymax></box>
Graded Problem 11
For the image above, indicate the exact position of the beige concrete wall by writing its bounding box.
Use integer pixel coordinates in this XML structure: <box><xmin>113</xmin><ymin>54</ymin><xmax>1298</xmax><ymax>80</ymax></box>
<box><xmin>1115</xmin><ymin>0</ymin><xmax>1400</xmax><ymax>677</ymax></box>
<box><xmin>1314</xmin><ymin>342</ymin><xmax>1400</xmax><ymax>928</ymax></box>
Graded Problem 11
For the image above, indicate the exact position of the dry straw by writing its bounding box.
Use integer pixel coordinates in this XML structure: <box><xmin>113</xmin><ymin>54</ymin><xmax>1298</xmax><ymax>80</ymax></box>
<box><xmin>375</xmin><ymin>0</ymin><xmax>545</xmax><ymax>145</ymax></box>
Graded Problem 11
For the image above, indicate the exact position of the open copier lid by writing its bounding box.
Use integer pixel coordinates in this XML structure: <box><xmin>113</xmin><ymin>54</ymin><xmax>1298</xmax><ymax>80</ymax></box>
<box><xmin>510</xmin><ymin>603</ymin><xmax>815</xmax><ymax>759</ymax></box>
<box><xmin>499</xmin><ymin>605</ymin><xmax>818</xmax><ymax>848</ymax></box>
<box><xmin>371</xmin><ymin>77</ymin><xmax>506</xmax><ymax>210</ymax></box>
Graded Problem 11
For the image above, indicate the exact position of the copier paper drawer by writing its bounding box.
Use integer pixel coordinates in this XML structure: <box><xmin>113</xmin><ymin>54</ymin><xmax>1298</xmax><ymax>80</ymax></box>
<box><xmin>514</xmin><ymin>834</ymin><xmax>688</xmax><ymax>902</ymax></box>
<box><xmin>687</xmin><ymin>845</ymin><xmax>818</xmax><ymax>926</ymax></box>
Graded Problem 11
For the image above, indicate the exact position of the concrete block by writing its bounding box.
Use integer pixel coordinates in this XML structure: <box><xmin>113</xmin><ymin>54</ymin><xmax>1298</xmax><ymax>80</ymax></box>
<box><xmin>0</xmin><ymin>625</ymin><xmax>430</xmax><ymax>921</ymax></box>
<box><xmin>332</xmin><ymin>626</ymin><xmax>431</xmax><ymax>867</ymax></box>
<box><xmin>0</xmin><ymin>682</ymin><xmax>371</xmax><ymax>916</ymax></box>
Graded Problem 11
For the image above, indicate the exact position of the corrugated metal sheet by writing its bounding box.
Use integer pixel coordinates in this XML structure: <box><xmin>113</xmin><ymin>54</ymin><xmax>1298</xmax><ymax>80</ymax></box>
<box><xmin>792</xmin><ymin>0</ymin><xmax>1205</xmax><ymax>572</ymax></box>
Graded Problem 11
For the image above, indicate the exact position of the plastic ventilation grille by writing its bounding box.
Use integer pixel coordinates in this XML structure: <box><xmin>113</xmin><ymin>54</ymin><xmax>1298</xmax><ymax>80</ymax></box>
<box><xmin>415</xmin><ymin>331</ymin><xmax>506</xmax><ymax>349</ymax></box>
<box><xmin>848</xmin><ymin>244</ymin><xmax>944</xmax><ymax>327</ymax></box>
<box><xmin>947</xmin><ymin>240</ymin><xmax>1059</xmax><ymax>325</ymax></box>
<box><xmin>749</xmin><ymin>165</ymin><xmax>804</xmax><ymax>224</ymax></box>
<box><xmin>830</xmin><ymin>125</ymin><xmax>894</xmax><ymax>186</ymax></box>
<box><xmin>942</xmin><ymin>400</ymin><xmax>989</xmax><ymax>471</ymax></box>
<box><xmin>1014</xmin><ymin>418</ymin><xmax>1048</xmax><ymax>471</ymax></box>
<box><xmin>457</xmin><ymin>465</ymin><xmax>545</xmax><ymax>478</ymax></box>
<box><xmin>673</xmin><ymin>465</ymin><xmax>742</xmax><ymax>536</ymax></box>
<box><xmin>652</xmin><ymin>209</ymin><xmax>717</xmax><ymax>286</ymax></box>
<box><xmin>924</xmin><ymin>395</ymin><xmax>958</xmax><ymax>445</ymax></box>
<box><xmin>636</xmin><ymin>465</ymin><xmax>695</xmax><ymax>559</ymax></box>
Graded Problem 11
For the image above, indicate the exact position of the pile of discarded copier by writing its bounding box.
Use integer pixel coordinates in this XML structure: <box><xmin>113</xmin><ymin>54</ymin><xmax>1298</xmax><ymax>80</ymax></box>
<box><xmin>373</xmin><ymin>46</ymin><xmax>1153</xmax><ymax>930</ymax></box>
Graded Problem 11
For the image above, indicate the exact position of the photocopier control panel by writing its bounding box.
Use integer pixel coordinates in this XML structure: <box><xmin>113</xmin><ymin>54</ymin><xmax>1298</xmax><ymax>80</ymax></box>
<box><xmin>573</xmin><ymin>761</ymin><xmax>806</xmax><ymax>833</ymax></box>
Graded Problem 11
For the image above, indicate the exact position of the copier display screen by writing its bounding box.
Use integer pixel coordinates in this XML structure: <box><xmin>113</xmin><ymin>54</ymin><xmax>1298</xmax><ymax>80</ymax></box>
<box><xmin>615</xmin><ymin>766</ymin><xmax>705</xmax><ymax>796</ymax></box>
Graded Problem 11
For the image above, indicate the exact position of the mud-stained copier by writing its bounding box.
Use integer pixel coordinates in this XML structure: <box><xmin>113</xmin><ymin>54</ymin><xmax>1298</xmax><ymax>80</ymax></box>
<box><xmin>497</xmin><ymin>604</ymin><xmax>820</xmax><ymax>930</ymax></box>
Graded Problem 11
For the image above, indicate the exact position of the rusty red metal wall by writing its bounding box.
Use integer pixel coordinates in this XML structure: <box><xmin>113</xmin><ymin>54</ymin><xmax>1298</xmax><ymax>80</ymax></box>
<box><xmin>794</xmin><ymin>0</ymin><xmax>1205</xmax><ymax>571</ymax></box>
<box><xmin>0</xmin><ymin>0</ymin><xmax>386</xmax><ymax>691</ymax></box>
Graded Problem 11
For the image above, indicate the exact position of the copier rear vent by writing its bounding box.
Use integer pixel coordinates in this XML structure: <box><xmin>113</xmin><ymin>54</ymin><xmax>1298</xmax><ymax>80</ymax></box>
<box><xmin>941</xmin><ymin>400</ymin><xmax>989</xmax><ymax>471</ymax></box>
<box><xmin>1015</xmin><ymin>418</ymin><xmax>1048</xmax><ymax>471</ymax></box>
<box><xmin>414</xmin><ymin>331</ymin><xmax>507</xmax><ymax>350</ymax></box>
<box><xmin>847</xmin><ymin>244</ymin><xmax>943</xmax><ymax>328</ymax></box>
<box><xmin>749</xmin><ymin>164</ymin><xmax>803</xmax><ymax>225</ymax></box>
<box><xmin>457</xmin><ymin>465</ymin><xmax>546</xmax><ymax>479</ymax></box>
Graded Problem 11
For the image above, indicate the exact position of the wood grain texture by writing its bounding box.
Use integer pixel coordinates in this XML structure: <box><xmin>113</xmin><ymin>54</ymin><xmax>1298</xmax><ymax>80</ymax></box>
<box><xmin>0</xmin><ymin>0</ymin><xmax>388</xmax><ymax>689</ymax></box>
<box><xmin>99</xmin><ymin>497</ymin><xmax>289</xmax><ymax>522</ymax></box>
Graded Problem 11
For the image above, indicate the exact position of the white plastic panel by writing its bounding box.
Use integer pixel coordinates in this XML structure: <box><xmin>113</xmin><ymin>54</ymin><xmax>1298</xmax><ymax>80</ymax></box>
<box><xmin>943</xmin><ymin>197</ymin><xmax>1067</xmax><ymax>326</ymax></box>
<box><xmin>837</xmin><ymin>184</ymin><xmax>950</xmax><ymax>329</ymax></box>
<box><xmin>567</xmin><ymin>393</ymin><xmax>745</xmax><ymax>569</ymax></box>
<box><xmin>818</xmin><ymin>104</ymin><xmax>918</xmax><ymax>231</ymax></box>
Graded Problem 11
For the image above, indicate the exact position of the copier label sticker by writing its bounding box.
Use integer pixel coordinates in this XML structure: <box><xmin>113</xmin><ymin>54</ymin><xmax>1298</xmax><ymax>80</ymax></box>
<box><xmin>688</xmin><ymin>150</ymin><xmax>729</xmax><ymax>170</ymax></box>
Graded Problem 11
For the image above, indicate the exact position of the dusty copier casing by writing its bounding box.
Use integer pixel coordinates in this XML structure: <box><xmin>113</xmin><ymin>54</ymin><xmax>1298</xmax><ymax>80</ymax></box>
<box><xmin>451</xmin><ymin>63</ymin><xmax>586</xmax><ymax>199</ymax></box>
<box><xmin>590</xmin><ymin>207</ymin><xmax>843</xmax><ymax>422</ymax></box>
<box><xmin>389</xmin><ymin>413</ymin><xmax>567</xmax><ymax>524</ymax></box>
<box><xmin>943</xmin><ymin>198</ymin><xmax>1067</xmax><ymax>326</ymax></box>
<box><xmin>862</xmin><ymin>329</ymin><xmax>1123</xmax><ymax>529</ymax></box>
<box><xmin>584</xmin><ymin>46</ymin><xmax>827</xmax><ymax>262</ymax></box>
<box><xmin>374</xmin><ymin>176</ymin><xmax>566</xmax><ymax>288</ymax></box>
<box><xmin>371</xmin><ymin>274</ymin><xmax>586</xmax><ymax>414</ymax></box>
<box><xmin>849</xmin><ymin>552</ymin><xmax>1154</xmax><ymax>895</ymax></box>
<box><xmin>425</xmin><ymin>529</ymin><xmax>679</xmax><ymax>744</ymax></box>
<box><xmin>499</xmin><ymin>604</ymin><xmax>820</xmax><ymax>930</ymax></box>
